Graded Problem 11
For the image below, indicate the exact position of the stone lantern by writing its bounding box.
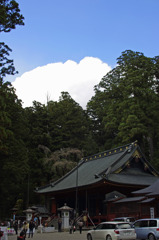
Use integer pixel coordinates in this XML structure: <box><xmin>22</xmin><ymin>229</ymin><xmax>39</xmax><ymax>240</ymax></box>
<box><xmin>23</xmin><ymin>208</ymin><xmax>35</xmax><ymax>222</ymax></box>
<box><xmin>58</xmin><ymin>203</ymin><xmax>73</xmax><ymax>229</ymax></box>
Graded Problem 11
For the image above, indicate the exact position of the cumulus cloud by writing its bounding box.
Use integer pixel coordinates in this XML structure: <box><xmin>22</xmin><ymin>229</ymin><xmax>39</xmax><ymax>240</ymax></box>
<box><xmin>13</xmin><ymin>57</ymin><xmax>111</xmax><ymax>109</ymax></box>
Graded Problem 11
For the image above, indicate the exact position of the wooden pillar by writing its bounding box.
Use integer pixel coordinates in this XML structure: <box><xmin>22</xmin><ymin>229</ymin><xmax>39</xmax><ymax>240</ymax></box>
<box><xmin>51</xmin><ymin>198</ymin><xmax>56</xmax><ymax>214</ymax></box>
<box><xmin>85</xmin><ymin>189</ymin><xmax>88</xmax><ymax>211</ymax></box>
<box><xmin>96</xmin><ymin>199</ymin><xmax>99</xmax><ymax>217</ymax></box>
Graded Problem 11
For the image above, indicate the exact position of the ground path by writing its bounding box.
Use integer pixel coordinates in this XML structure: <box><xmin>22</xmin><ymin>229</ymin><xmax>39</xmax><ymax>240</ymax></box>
<box><xmin>8</xmin><ymin>231</ymin><xmax>87</xmax><ymax>240</ymax></box>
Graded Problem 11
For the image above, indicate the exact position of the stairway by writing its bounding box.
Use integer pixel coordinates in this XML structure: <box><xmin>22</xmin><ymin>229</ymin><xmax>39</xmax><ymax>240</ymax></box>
<box><xmin>47</xmin><ymin>216</ymin><xmax>58</xmax><ymax>229</ymax></box>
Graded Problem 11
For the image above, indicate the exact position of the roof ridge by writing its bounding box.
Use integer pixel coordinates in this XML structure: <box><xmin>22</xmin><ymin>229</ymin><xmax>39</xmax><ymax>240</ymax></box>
<box><xmin>97</xmin><ymin>145</ymin><xmax>137</xmax><ymax>178</ymax></box>
<box><xmin>82</xmin><ymin>141</ymin><xmax>137</xmax><ymax>162</ymax></box>
<box><xmin>136</xmin><ymin>146</ymin><xmax>159</xmax><ymax>176</ymax></box>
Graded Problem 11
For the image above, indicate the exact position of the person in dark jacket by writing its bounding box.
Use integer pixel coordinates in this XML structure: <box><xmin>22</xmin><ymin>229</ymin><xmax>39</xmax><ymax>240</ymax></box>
<box><xmin>17</xmin><ymin>230</ymin><xmax>25</xmax><ymax>240</ymax></box>
<box><xmin>28</xmin><ymin>220</ymin><xmax>35</xmax><ymax>238</ymax></box>
<box><xmin>78</xmin><ymin>220</ymin><xmax>83</xmax><ymax>234</ymax></box>
<box><xmin>14</xmin><ymin>220</ymin><xmax>18</xmax><ymax>235</ymax></box>
<box><xmin>58</xmin><ymin>218</ymin><xmax>62</xmax><ymax>232</ymax></box>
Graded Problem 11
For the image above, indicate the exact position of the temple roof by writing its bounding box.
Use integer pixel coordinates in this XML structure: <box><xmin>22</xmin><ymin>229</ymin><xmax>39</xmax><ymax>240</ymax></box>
<box><xmin>36</xmin><ymin>141</ymin><xmax>159</xmax><ymax>194</ymax></box>
<box><xmin>132</xmin><ymin>178</ymin><xmax>159</xmax><ymax>196</ymax></box>
<box><xmin>114</xmin><ymin>196</ymin><xmax>145</xmax><ymax>203</ymax></box>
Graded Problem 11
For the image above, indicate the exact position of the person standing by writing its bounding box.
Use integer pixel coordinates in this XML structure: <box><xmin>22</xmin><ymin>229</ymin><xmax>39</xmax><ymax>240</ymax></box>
<box><xmin>22</xmin><ymin>221</ymin><xmax>28</xmax><ymax>239</ymax></box>
<box><xmin>13</xmin><ymin>220</ymin><xmax>18</xmax><ymax>235</ymax></box>
<box><xmin>69</xmin><ymin>219</ymin><xmax>73</xmax><ymax>234</ymax></box>
<box><xmin>33</xmin><ymin>217</ymin><xmax>38</xmax><ymax>229</ymax></box>
<box><xmin>28</xmin><ymin>220</ymin><xmax>35</xmax><ymax>238</ymax></box>
<box><xmin>58</xmin><ymin>218</ymin><xmax>62</xmax><ymax>232</ymax></box>
<box><xmin>78</xmin><ymin>220</ymin><xmax>83</xmax><ymax>234</ymax></box>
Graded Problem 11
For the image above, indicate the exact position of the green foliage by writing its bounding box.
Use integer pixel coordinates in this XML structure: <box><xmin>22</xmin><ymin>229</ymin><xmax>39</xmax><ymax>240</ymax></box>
<box><xmin>0</xmin><ymin>0</ymin><xmax>24</xmax><ymax>83</ymax></box>
<box><xmin>21</xmin><ymin>93</ymin><xmax>96</xmax><ymax>207</ymax></box>
<box><xmin>0</xmin><ymin>42</ymin><xmax>18</xmax><ymax>81</ymax></box>
<box><xmin>0</xmin><ymin>1</ymin><xmax>25</xmax><ymax>219</ymax></box>
<box><xmin>47</xmin><ymin>92</ymin><xmax>92</xmax><ymax>152</ymax></box>
<box><xmin>0</xmin><ymin>82</ymin><xmax>29</xmax><ymax>219</ymax></box>
<box><xmin>14</xmin><ymin>199</ymin><xmax>24</xmax><ymax>216</ymax></box>
<box><xmin>87</xmin><ymin>50</ymin><xmax>159</xmax><ymax>161</ymax></box>
<box><xmin>0</xmin><ymin>0</ymin><xmax>24</xmax><ymax>33</ymax></box>
<box><xmin>43</xmin><ymin>148</ymin><xmax>83</xmax><ymax>182</ymax></box>
<box><xmin>0</xmin><ymin>81</ymin><xmax>12</xmax><ymax>153</ymax></box>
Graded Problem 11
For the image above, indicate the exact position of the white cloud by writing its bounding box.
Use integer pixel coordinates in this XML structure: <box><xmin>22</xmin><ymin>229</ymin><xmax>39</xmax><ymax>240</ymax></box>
<box><xmin>13</xmin><ymin>57</ymin><xmax>111</xmax><ymax>109</ymax></box>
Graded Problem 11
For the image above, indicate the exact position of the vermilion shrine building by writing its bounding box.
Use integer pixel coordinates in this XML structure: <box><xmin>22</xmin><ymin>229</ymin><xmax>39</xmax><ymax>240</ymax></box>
<box><xmin>36</xmin><ymin>142</ymin><xmax>159</xmax><ymax>223</ymax></box>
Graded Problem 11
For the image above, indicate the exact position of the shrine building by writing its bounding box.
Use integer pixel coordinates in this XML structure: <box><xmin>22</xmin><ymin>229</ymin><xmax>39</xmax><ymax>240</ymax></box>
<box><xmin>36</xmin><ymin>141</ymin><xmax>159</xmax><ymax>224</ymax></box>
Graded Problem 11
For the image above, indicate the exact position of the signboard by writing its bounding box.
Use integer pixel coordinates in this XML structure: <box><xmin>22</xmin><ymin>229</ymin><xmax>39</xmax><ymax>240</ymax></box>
<box><xmin>7</xmin><ymin>228</ymin><xmax>15</xmax><ymax>234</ymax></box>
<box><xmin>150</xmin><ymin>207</ymin><xmax>154</xmax><ymax>218</ymax></box>
<box><xmin>0</xmin><ymin>227</ymin><xmax>8</xmax><ymax>240</ymax></box>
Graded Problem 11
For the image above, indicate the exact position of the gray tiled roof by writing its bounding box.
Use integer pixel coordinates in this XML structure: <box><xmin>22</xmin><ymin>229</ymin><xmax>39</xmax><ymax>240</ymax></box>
<box><xmin>114</xmin><ymin>196</ymin><xmax>145</xmax><ymax>203</ymax></box>
<box><xmin>132</xmin><ymin>178</ymin><xmax>159</xmax><ymax>196</ymax></box>
<box><xmin>36</xmin><ymin>142</ymin><xmax>159</xmax><ymax>194</ymax></box>
<box><xmin>108</xmin><ymin>173</ymin><xmax>157</xmax><ymax>186</ymax></box>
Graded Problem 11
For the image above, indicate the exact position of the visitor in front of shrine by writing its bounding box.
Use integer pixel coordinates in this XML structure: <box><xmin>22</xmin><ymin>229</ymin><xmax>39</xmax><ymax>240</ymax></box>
<box><xmin>20</xmin><ymin>221</ymin><xmax>28</xmax><ymax>239</ymax></box>
<box><xmin>69</xmin><ymin>219</ymin><xmax>75</xmax><ymax>234</ymax></box>
<box><xmin>13</xmin><ymin>220</ymin><xmax>18</xmax><ymax>235</ymax></box>
<box><xmin>28</xmin><ymin>220</ymin><xmax>35</xmax><ymax>238</ymax></box>
<box><xmin>58</xmin><ymin>218</ymin><xmax>62</xmax><ymax>232</ymax></box>
<box><xmin>78</xmin><ymin>219</ymin><xmax>83</xmax><ymax>234</ymax></box>
<box><xmin>17</xmin><ymin>230</ymin><xmax>26</xmax><ymax>240</ymax></box>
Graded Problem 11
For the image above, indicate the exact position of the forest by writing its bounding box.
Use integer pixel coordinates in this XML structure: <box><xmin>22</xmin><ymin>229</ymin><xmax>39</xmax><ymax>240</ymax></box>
<box><xmin>0</xmin><ymin>1</ymin><xmax>159</xmax><ymax>219</ymax></box>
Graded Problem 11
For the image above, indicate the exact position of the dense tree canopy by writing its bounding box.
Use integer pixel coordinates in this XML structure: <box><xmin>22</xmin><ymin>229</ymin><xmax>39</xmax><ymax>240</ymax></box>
<box><xmin>0</xmin><ymin>0</ymin><xmax>24</xmax><ymax>83</ymax></box>
<box><xmin>43</xmin><ymin>148</ymin><xmax>83</xmax><ymax>182</ymax></box>
<box><xmin>87</xmin><ymin>50</ymin><xmax>159</xmax><ymax>164</ymax></box>
<box><xmin>0</xmin><ymin>0</ymin><xmax>26</xmax><ymax>219</ymax></box>
<box><xmin>47</xmin><ymin>92</ymin><xmax>94</xmax><ymax>153</ymax></box>
<box><xmin>0</xmin><ymin>0</ymin><xmax>24</xmax><ymax>33</ymax></box>
<box><xmin>0</xmin><ymin>42</ymin><xmax>18</xmax><ymax>81</ymax></box>
<box><xmin>0</xmin><ymin>82</ymin><xmax>29</xmax><ymax>218</ymax></box>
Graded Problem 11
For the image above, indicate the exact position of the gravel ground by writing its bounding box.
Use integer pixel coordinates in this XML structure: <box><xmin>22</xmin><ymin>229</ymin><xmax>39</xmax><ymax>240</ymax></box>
<box><xmin>8</xmin><ymin>231</ymin><xmax>87</xmax><ymax>240</ymax></box>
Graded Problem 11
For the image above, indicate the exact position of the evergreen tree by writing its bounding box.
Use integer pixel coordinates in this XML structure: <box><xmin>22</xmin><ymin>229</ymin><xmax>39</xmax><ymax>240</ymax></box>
<box><xmin>0</xmin><ymin>82</ymin><xmax>29</xmax><ymax>218</ymax></box>
<box><xmin>0</xmin><ymin>0</ymin><xmax>24</xmax><ymax>82</ymax></box>
<box><xmin>43</xmin><ymin>148</ymin><xmax>83</xmax><ymax>182</ymax></box>
<box><xmin>0</xmin><ymin>0</ymin><xmax>26</xmax><ymax>218</ymax></box>
<box><xmin>47</xmin><ymin>92</ymin><xmax>96</xmax><ymax>154</ymax></box>
<box><xmin>87</xmin><ymin>50</ymin><xmax>159</xmax><ymax>164</ymax></box>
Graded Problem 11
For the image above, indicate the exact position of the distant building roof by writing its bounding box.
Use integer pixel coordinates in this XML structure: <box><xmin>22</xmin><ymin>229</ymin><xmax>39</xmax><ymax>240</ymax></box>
<box><xmin>31</xmin><ymin>205</ymin><xmax>50</xmax><ymax>216</ymax></box>
<box><xmin>114</xmin><ymin>196</ymin><xmax>156</xmax><ymax>204</ymax></box>
<box><xmin>140</xmin><ymin>198</ymin><xmax>155</xmax><ymax>203</ymax></box>
<box><xmin>132</xmin><ymin>179</ymin><xmax>159</xmax><ymax>196</ymax></box>
<box><xmin>104</xmin><ymin>191</ymin><xmax>126</xmax><ymax>202</ymax></box>
<box><xmin>114</xmin><ymin>196</ymin><xmax>145</xmax><ymax>203</ymax></box>
<box><xmin>36</xmin><ymin>141</ymin><xmax>159</xmax><ymax>194</ymax></box>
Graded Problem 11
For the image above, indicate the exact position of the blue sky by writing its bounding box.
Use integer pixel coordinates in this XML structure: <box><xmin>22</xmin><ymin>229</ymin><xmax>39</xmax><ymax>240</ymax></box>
<box><xmin>1</xmin><ymin>0</ymin><xmax>159</xmax><ymax>108</ymax></box>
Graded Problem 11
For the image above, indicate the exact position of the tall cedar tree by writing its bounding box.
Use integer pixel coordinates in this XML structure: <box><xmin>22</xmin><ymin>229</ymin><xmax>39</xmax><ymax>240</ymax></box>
<box><xmin>0</xmin><ymin>0</ymin><xmax>24</xmax><ymax>81</ymax></box>
<box><xmin>87</xmin><ymin>50</ymin><xmax>159</xmax><ymax>165</ymax></box>
<box><xmin>0</xmin><ymin>0</ymin><xmax>26</xmax><ymax>218</ymax></box>
<box><xmin>0</xmin><ymin>82</ymin><xmax>29</xmax><ymax>218</ymax></box>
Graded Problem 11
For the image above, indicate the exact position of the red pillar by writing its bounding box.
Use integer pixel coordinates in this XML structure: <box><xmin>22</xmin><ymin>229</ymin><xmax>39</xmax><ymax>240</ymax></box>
<box><xmin>51</xmin><ymin>199</ymin><xmax>56</xmax><ymax>214</ymax></box>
